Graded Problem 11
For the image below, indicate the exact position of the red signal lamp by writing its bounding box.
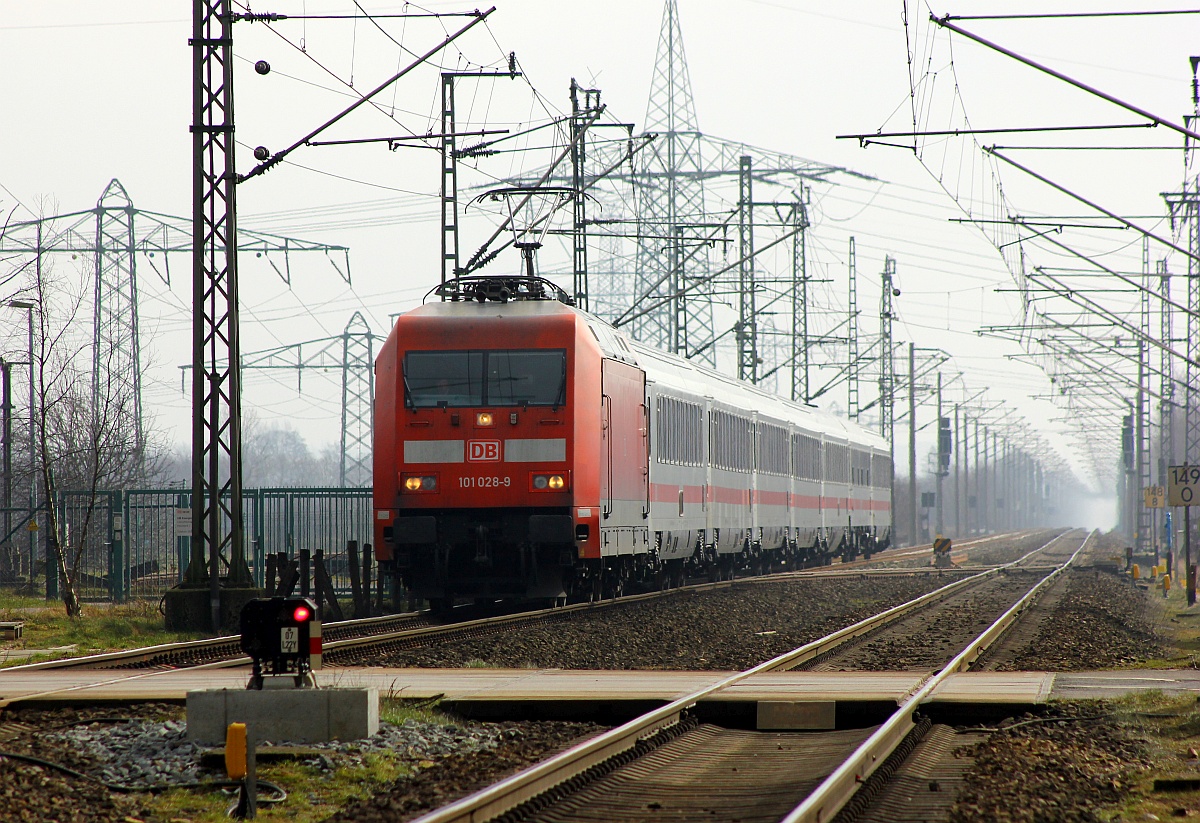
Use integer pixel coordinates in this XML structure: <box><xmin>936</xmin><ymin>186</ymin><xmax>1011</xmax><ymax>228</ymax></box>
<box><xmin>239</xmin><ymin>596</ymin><xmax>321</xmax><ymax>689</ymax></box>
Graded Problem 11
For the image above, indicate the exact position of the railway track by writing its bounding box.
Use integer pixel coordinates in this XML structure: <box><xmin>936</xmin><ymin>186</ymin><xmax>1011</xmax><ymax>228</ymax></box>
<box><xmin>398</xmin><ymin>528</ymin><xmax>1089</xmax><ymax>823</ymax></box>
<box><xmin>3</xmin><ymin>529</ymin><xmax>1052</xmax><ymax>674</ymax></box>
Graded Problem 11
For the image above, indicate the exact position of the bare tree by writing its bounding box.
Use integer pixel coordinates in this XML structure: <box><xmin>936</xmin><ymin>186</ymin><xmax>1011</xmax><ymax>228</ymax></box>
<box><xmin>21</xmin><ymin>248</ymin><xmax>147</xmax><ymax>616</ymax></box>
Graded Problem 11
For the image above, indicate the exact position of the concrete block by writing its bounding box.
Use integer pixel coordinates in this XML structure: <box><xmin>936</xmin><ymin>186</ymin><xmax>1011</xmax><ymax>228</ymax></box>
<box><xmin>187</xmin><ymin>687</ymin><xmax>379</xmax><ymax>744</ymax></box>
<box><xmin>756</xmin><ymin>700</ymin><xmax>836</xmax><ymax>731</ymax></box>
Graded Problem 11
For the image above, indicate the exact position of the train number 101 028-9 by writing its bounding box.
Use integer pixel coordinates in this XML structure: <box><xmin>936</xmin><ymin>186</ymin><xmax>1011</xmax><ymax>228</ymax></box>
<box><xmin>460</xmin><ymin>476</ymin><xmax>512</xmax><ymax>489</ymax></box>
<box><xmin>1168</xmin><ymin>465</ymin><xmax>1200</xmax><ymax>507</ymax></box>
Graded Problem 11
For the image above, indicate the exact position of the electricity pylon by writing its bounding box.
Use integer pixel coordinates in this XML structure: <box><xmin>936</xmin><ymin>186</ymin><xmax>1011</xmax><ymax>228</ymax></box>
<box><xmin>180</xmin><ymin>312</ymin><xmax>376</xmax><ymax>487</ymax></box>
<box><xmin>622</xmin><ymin>0</ymin><xmax>861</xmax><ymax>380</ymax></box>
<box><xmin>0</xmin><ymin>179</ymin><xmax>350</xmax><ymax>468</ymax></box>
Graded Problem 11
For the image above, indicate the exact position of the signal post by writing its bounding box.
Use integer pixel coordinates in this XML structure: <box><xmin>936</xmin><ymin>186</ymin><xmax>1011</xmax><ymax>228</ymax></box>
<box><xmin>1145</xmin><ymin>485</ymin><xmax>1165</xmax><ymax>566</ymax></box>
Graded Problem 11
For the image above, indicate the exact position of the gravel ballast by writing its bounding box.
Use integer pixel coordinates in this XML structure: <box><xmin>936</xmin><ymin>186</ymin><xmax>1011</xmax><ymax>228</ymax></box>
<box><xmin>949</xmin><ymin>702</ymin><xmax>1151</xmax><ymax>823</ymax></box>
<box><xmin>0</xmin><ymin>530</ymin><xmax>1178</xmax><ymax>822</ymax></box>
<box><xmin>346</xmin><ymin>573</ymin><xmax>964</xmax><ymax>671</ymax></box>
<box><xmin>39</xmin><ymin>716</ymin><xmax>526</xmax><ymax>790</ymax></box>
<box><xmin>1000</xmin><ymin>570</ymin><xmax>1165</xmax><ymax>671</ymax></box>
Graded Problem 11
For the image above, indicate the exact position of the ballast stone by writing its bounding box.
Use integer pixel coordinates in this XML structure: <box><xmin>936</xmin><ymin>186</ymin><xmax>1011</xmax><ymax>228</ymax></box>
<box><xmin>186</xmin><ymin>687</ymin><xmax>379</xmax><ymax>744</ymax></box>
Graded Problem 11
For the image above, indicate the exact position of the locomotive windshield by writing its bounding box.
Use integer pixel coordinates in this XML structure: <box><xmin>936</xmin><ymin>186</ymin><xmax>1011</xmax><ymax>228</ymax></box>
<box><xmin>405</xmin><ymin>349</ymin><xmax>566</xmax><ymax>408</ymax></box>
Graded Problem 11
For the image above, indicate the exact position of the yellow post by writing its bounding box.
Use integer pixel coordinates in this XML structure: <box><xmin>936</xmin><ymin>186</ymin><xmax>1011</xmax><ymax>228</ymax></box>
<box><xmin>1132</xmin><ymin>563</ymin><xmax>1140</xmax><ymax>580</ymax></box>
<box><xmin>1164</xmin><ymin>574</ymin><xmax>1172</xmax><ymax>599</ymax></box>
<box><xmin>225</xmin><ymin>722</ymin><xmax>247</xmax><ymax>780</ymax></box>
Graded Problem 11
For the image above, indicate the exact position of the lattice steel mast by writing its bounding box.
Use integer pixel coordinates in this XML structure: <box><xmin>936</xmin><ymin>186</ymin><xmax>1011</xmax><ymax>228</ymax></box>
<box><xmin>1137</xmin><ymin>238</ymin><xmax>1153</xmax><ymax>551</ymax></box>
<box><xmin>848</xmin><ymin>237</ymin><xmax>859</xmax><ymax>419</ymax></box>
<box><xmin>190</xmin><ymin>0</ymin><xmax>250</xmax><ymax>629</ymax></box>
<box><xmin>571</xmin><ymin>79</ymin><xmax>602</xmax><ymax>311</ymax></box>
<box><xmin>790</xmin><ymin>196</ymin><xmax>810</xmax><ymax>403</ymax></box>
<box><xmin>1160</xmin><ymin>258</ymin><xmax>1174</xmax><ymax>485</ymax></box>
<box><xmin>632</xmin><ymin>0</ymin><xmax>714</xmax><ymax>361</ymax></box>
<box><xmin>339</xmin><ymin>312</ymin><xmax>375</xmax><ymax>487</ymax></box>
<box><xmin>737</xmin><ymin>156</ymin><xmax>757</xmax><ymax>381</ymax></box>
<box><xmin>92</xmin><ymin>180</ymin><xmax>143</xmax><ymax>460</ymax></box>
<box><xmin>1189</xmin><ymin>59</ymin><xmax>1200</xmax><ymax>476</ymax></box>
<box><xmin>440</xmin><ymin>60</ymin><xmax>520</xmax><ymax>287</ymax></box>
<box><xmin>880</xmin><ymin>257</ymin><xmax>897</xmax><ymax>539</ymax></box>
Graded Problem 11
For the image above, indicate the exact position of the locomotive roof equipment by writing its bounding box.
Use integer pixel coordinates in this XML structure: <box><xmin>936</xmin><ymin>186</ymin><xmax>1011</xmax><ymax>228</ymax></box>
<box><xmin>431</xmin><ymin>274</ymin><xmax>574</xmax><ymax>305</ymax></box>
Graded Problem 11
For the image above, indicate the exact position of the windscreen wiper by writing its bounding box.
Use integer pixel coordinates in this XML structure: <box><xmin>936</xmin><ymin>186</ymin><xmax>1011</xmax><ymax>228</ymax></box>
<box><xmin>551</xmin><ymin>358</ymin><xmax>566</xmax><ymax>411</ymax></box>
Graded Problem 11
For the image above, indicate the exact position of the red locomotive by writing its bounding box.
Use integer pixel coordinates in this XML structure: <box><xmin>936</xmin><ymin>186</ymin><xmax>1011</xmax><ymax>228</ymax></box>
<box><xmin>373</xmin><ymin>275</ymin><xmax>892</xmax><ymax>608</ymax></box>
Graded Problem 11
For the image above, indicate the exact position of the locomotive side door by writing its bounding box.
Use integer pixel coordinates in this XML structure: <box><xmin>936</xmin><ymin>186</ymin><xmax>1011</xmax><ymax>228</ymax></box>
<box><xmin>600</xmin><ymin>358</ymin><xmax>650</xmax><ymax>554</ymax></box>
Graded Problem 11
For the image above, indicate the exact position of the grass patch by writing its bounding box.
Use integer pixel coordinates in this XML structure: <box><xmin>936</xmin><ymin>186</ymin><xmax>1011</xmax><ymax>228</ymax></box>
<box><xmin>145</xmin><ymin>699</ymin><xmax>460</xmax><ymax>822</ymax></box>
<box><xmin>0</xmin><ymin>595</ymin><xmax>206</xmax><ymax>666</ymax></box>
<box><xmin>1094</xmin><ymin>692</ymin><xmax>1200</xmax><ymax>821</ymax></box>
<box><xmin>380</xmin><ymin>696</ymin><xmax>453</xmax><ymax>727</ymax></box>
<box><xmin>146</xmin><ymin>753</ymin><xmax>416</xmax><ymax>823</ymax></box>
<box><xmin>1146</xmin><ymin>577</ymin><xmax>1200</xmax><ymax>664</ymax></box>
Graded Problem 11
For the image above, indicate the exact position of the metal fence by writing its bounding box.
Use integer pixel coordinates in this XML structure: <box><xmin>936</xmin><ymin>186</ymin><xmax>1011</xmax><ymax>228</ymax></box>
<box><xmin>43</xmin><ymin>487</ymin><xmax>373</xmax><ymax>601</ymax></box>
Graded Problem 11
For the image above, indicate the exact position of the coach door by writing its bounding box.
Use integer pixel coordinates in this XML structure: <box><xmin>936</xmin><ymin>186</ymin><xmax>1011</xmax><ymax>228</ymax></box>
<box><xmin>600</xmin><ymin>358</ymin><xmax>649</xmax><ymax>552</ymax></box>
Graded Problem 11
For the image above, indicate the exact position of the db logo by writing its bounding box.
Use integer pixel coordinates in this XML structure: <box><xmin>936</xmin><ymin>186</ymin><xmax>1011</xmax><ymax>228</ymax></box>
<box><xmin>467</xmin><ymin>440</ymin><xmax>501</xmax><ymax>462</ymax></box>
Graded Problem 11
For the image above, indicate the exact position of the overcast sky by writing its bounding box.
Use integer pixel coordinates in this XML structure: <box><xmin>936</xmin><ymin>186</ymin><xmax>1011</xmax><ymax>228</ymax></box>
<box><xmin>2</xmin><ymin>1</ymin><xmax>1195</xmax><ymax>519</ymax></box>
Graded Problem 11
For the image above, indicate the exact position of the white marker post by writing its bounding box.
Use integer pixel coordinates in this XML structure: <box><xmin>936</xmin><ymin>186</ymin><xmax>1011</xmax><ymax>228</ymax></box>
<box><xmin>1168</xmin><ymin>465</ymin><xmax>1200</xmax><ymax>607</ymax></box>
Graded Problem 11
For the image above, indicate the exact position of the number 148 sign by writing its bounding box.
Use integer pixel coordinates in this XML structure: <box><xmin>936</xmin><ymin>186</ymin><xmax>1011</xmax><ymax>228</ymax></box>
<box><xmin>1168</xmin><ymin>465</ymin><xmax>1200</xmax><ymax>507</ymax></box>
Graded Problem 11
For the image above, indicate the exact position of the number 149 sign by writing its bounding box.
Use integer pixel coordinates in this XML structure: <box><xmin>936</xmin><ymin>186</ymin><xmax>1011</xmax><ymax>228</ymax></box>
<box><xmin>1168</xmin><ymin>465</ymin><xmax>1200</xmax><ymax>507</ymax></box>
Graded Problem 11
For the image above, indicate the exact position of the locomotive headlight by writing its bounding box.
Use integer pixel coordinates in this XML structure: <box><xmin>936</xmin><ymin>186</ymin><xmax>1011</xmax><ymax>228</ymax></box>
<box><xmin>531</xmin><ymin>473</ymin><xmax>568</xmax><ymax>491</ymax></box>
<box><xmin>403</xmin><ymin>475</ymin><xmax>438</xmax><ymax>492</ymax></box>
<box><xmin>476</xmin><ymin>412</ymin><xmax>494</xmax><ymax>427</ymax></box>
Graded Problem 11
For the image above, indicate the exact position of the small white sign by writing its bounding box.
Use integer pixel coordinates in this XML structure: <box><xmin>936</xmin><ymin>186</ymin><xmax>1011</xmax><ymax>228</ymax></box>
<box><xmin>173</xmin><ymin>508</ymin><xmax>191</xmax><ymax>535</ymax></box>
<box><xmin>112</xmin><ymin>515</ymin><xmax>123</xmax><ymax>534</ymax></box>
<box><xmin>280</xmin><ymin>627</ymin><xmax>299</xmax><ymax>654</ymax></box>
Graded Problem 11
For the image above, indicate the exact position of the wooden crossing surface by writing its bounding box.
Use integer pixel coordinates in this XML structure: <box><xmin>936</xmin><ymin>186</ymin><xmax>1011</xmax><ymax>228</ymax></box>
<box><xmin>1</xmin><ymin>666</ymin><xmax>1191</xmax><ymax>706</ymax></box>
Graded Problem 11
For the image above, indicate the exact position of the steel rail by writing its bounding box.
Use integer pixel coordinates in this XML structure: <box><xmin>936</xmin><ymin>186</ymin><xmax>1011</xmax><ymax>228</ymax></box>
<box><xmin>4</xmin><ymin>530</ymin><xmax>1045</xmax><ymax>673</ymax></box>
<box><xmin>781</xmin><ymin>529</ymin><xmax>1093</xmax><ymax>823</ymax></box>
<box><xmin>405</xmin><ymin>528</ymin><xmax>1076</xmax><ymax>823</ymax></box>
<box><xmin>317</xmin><ymin>566</ymin><xmax>974</xmax><ymax>662</ymax></box>
<box><xmin>2</xmin><ymin>610</ymin><xmax>426</xmax><ymax>672</ymax></box>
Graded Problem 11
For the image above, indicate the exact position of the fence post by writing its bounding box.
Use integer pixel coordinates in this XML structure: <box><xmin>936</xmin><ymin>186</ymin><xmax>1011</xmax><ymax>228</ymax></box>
<box><xmin>111</xmin><ymin>490</ymin><xmax>126</xmax><ymax>604</ymax></box>
<box><xmin>299</xmin><ymin>548</ymin><xmax>310</xmax><ymax>599</ymax></box>
<box><xmin>252</xmin><ymin>489</ymin><xmax>265</xmax><ymax>588</ymax></box>
<box><xmin>176</xmin><ymin>491</ymin><xmax>190</xmax><ymax>585</ymax></box>
<box><xmin>362</xmin><ymin>543</ymin><xmax>374</xmax><ymax>616</ymax></box>
<box><xmin>347</xmin><ymin>540</ymin><xmax>362</xmax><ymax>617</ymax></box>
<box><xmin>105</xmin><ymin>493</ymin><xmax>115</xmax><ymax>603</ymax></box>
